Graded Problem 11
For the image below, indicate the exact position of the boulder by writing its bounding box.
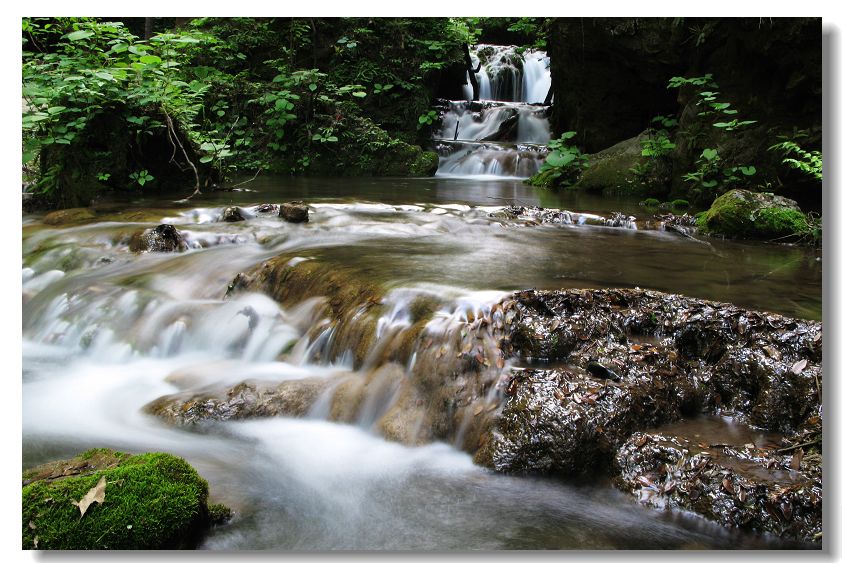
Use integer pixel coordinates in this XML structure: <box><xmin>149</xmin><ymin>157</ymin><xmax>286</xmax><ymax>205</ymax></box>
<box><xmin>42</xmin><ymin>208</ymin><xmax>97</xmax><ymax>226</ymax></box>
<box><xmin>697</xmin><ymin>189</ymin><xmax>809</xmax><ymax>240</ymax></box>
<box><xmin>129</xmin><ymin>224</ymin><xmax>186</xmax><ymax>252</ymax></box>
<box><xmin>22</xmin><ymin>449</ymin><xmax>229</xmax><ymax>549</ymax></box>
<box><xmin>576</xmin><ymin>134</ymin><xmax>648</xmax><ymax>193</ymax></box>
<box><xmin>221</xmin><ymin>206</ymin><xmax>246</xmax><ymax>222</ymax></box>
<box><xmin>279</xmin><ymin>201</ymin><xmax>309</xmax><ymax>223</ymax></box>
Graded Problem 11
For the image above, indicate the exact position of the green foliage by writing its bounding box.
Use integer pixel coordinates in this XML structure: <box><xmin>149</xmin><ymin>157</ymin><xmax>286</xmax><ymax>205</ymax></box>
<box><xmin>769</xmin><ymin>139</ymin><xmax>822</xmax><ymax>181</ymax></box>
<box><xmin>129</xmin><ymin>169</ymin><xmax>154</xmax><ymax>186</ymax></box>
<box><xmin>667</xmin><ymin>74</ymin><xmax>716</xmax><ymax>89</ymax></box>
<box><xmin>527</xmin><ymin>131</ymin><xmax>589</xmax><ymax>188</ymax></box>
<box><xmin>22</xmin><ymin>450</ymin><xmax>216</xmax><ymax>549</ymax></box>
<box><xmin>417</xmin><ymin>109</ymin><xmax>438</xmax><ymax>129</ymax></box>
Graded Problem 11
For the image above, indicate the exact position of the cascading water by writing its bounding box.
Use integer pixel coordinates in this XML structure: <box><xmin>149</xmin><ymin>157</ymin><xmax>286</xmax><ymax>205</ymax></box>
<box><xmin>434</xmin><ymin>45</ymin><xmax>553</xmax><ymax>178</ymax></box>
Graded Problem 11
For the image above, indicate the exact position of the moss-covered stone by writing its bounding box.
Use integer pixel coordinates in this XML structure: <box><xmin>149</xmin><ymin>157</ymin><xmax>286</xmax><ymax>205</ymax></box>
<box><xmin>697</xmin><ymin>189</ymin><xmax>809</xmax><ymax>240</ymax></box>
<box><xmin>42</xmin><ymin>208</ymin><xmax>97</xmax><ymax>226</ymax></box>
<box><xmin>576</xmin><ymin>134</ymin><xmax>647</xmax><ymax>193</ymax></box>
<box><xmin>22</xmin><ymin>449</ymin><xmax>225</xmax><ymax>550</ymax></box>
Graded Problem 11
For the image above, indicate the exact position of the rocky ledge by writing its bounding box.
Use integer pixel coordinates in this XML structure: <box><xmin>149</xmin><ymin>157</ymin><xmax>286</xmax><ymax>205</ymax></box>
<box><xmin>144</xmin><ymin>254</ymin><xmax>822</xmax><ymax>543</ymax></box>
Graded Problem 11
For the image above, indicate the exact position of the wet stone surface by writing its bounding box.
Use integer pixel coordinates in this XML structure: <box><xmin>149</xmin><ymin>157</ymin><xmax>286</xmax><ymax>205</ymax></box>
<box><xmin>615</xmin><ymin>422</ymin><xmax>822</xmax><ymax>544</ymax></box>
<box><xmin>128</xmin><ymin>224</ymin><xmax>187</xmax><ymax>252</ymax></box>
<box><xmin>279</xmin><ymin>201</ymin><xmax>309</xmax><ymax>223</ymax></box>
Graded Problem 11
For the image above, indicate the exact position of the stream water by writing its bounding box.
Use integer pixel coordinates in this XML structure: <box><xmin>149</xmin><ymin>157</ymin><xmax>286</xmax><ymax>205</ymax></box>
<box><xmin>21</xmin><ymin>175</ymin><xmax>821</xmax><ymax>550</ymax></box>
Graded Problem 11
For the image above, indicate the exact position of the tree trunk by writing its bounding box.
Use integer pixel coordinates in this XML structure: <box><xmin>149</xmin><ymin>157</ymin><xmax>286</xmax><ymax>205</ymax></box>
<box><xmin>543</xmin><ymin>82</ymin><xmax>554</xmax><ymax>105</ymax></box>
<box><xmin>462</xmin><ymin>44</ymin><xmax>480</xmax><ymax>102</ymax></box>
<box><xmin>144</xmin><ymin>18</ymin><xmax>153</xmax><ymax>40</ymax></box>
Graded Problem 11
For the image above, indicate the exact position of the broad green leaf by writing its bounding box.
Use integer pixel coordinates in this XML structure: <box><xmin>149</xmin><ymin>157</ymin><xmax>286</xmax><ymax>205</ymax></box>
<box><xmin>308</xmin><ymin>83</ymin><xmax>317</xmax><ymax>91</ymax></box>
<box><xmin>66</xmin><ymin>30</ymin><xmax>94</xmax><ymax>41</ymax></box>
<box><xmin>95</xmin><ymin>71</ymin><xmax>115</xmax><ymax>81</ymax></box>
<box><xmin>546</xmin><ymin>151</ymin><xmax>576</xmax><ymax>168</ymax></box>
<box><xmin>199</xmin><ymin>155</ymin><xmax>214</xmax><ymax>163</ymax></box>
<box><xmin>701</xmin><ymin>148</ymin><xmax>718</xmax><ymax>161</ymax></box>
<box><xmin>352</xmin><ymin>91</ymin><xmax>367</xmax><ymax>98</ymax></box>
<box><xmin>740</xmin><ymin>166</ymin><xmax>757</xmax><ymax>176</ymax></box>
<box><xmin>326</xmin><ymin>136</ymin><xmax>338</xmax><ymax>142</ymax></box>
<box><xmin>139</xmin><ymin>55</ymin><xmax>162</xmax><ymax>65</ymax></box>
<box><xmin>47</xmin><ymin>106</ymin><xmax>67</xmax><ymax>115</ymax></box>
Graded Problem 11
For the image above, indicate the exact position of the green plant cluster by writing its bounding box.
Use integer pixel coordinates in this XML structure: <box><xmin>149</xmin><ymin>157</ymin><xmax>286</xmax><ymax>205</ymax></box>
<box><xmin>23</xmin><ymin>17</ymin><xmax>468</xmax><ymax>206</ymax></box>
<box><xmin>525</xmin><ymin>131</ymin><xmax>589</xmax><ymax>188</ymax></box>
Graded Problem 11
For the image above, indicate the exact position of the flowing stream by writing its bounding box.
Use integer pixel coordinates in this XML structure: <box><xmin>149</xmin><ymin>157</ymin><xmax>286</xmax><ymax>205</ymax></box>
<box><xmin>22</xmin><ymin>176</ymin><xmax>821</xmax><ymax>550</ymax></box>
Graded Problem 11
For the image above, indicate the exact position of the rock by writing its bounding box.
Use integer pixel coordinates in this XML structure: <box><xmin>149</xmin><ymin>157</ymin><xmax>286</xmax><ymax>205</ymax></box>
<box><xmin>576</xmin><ymin>134</ymin><xmax>650</xmax><ymax>194</ymax></box>
<box><xmin>128</xmin><ymin>224</ymin><xmax>186</xmax><ymax>252</ymax></box>
<box><xmin>221</xmin><ymin>206</ymin><xmax>246</xmax><ymax>222</ymax></box>
<box><xmin>144</xmin><ymin>377</ymin><xmax>331</xmax><ymax>425</ymax></box>
<box><xmin>697</xmin><ymin>189</ymin><xmax>809</xmax><ymax>240</ymax></box>
<box><xmin>255</xmin><ymin>203</ymin><xmax>279</xmax><ymax>214</ymax></box>
<box><xmin>616</xmin><ymin>427</ymin><xmax>821</xmax><ymax>544</ymax></box>
<box><xmin>477</xmin><ymin>288</ymin><xmax>821</xmax><ymax>476</ymax></box>
<box><xmin>279</xmin><ymin>201</ymin><xmax>309</xmax><ymax>223</ymax></box>
<box><xmin>22</xmin><ymin>448</ymin><xmax>228</xmax><ymax>549</ymax></box>
<box><xmin>42</xmin><ymin>208</ymin><xmax>97</xmax><ymax>225</ymax></box>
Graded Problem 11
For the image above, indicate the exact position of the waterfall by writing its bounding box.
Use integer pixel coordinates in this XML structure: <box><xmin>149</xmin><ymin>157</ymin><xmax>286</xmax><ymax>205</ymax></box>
<box><xmin>437</xmin><ymin>44</ymin><xmax>552</xmax><ymax>178</ymax></box>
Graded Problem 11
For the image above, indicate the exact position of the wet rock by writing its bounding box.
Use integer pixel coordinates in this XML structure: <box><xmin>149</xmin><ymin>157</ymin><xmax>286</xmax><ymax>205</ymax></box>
<box><xmin>477</xmin><ymin>288</ymin><xmax>821</xmax><ymax>478</ymax></box>
<box><xmin>697</xmin><ymin>189</ymin><xmax>809</xmax><ymax>240</ymax></box>
<box><xmin>128</xmin><ymin>224</ymin><xmax>187</xmax><ymax>252</ymax></box>
<box><xmin>279</xmin><ymin>201</ymin><xmax>309</xmax><ymax>223</ymax></box>
<box><xmin>616</xmin><ymin>428</ymin><xmax>821</xmax><ymax>543</ymax></box>
<box><xmin>497</xmin><ymin>206</ymin><xmax>637</xmax><ymax>230</ymax></box>
<box><xmin>42</xmin><ymin>207</ymin><xmax>97</xmax><ymax>226</ymax></box>
<box><xmin>255</xmin><ymin>203</ymin><xmax>279</xmax><ymax>214</ymax></box>
<box><xmin>144</xmin><ymin>377</ymin><xmax>331</xmax><ymax>425</ymax></box>
<box><xmin>221</xmin><ymin>206</ymin><xmax>246</xmax><ymax>222</ymax></box>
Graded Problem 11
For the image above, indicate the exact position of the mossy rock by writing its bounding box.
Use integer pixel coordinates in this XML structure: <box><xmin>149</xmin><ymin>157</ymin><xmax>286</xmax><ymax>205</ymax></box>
<box><xmin>42</xmin><ymin>208</ymin><xmax>97</xmax><ymax>226</ymax></box>
<box><xmin>22</xmin><ymin>449</ymin><xmax>227</xmax><ymax>550</ymax></box>
<box><xmin>697</xmin><ymin>189</ymin><xmax>809</xmax><ymax>240</ymax></box>
<box><xmin>575</xmin><ymin>134</ymin><xmax>647</xmax><ymax>193</ymax></box>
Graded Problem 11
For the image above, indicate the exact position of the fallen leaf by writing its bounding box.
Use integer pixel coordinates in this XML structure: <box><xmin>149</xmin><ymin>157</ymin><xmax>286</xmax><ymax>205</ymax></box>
<box><xmin>33</xmin><ymin>537</ymin><xmax>38</xmax><ymax>549</ymax></box>
<box><xmin>72</xmin><ymin>476</ymin><xmax>106</xmax><ymax>519</ymax></box>
<box><xmin>791</xmin><ymin>448</ymin><xmax>803</xmax><ymax>470</ymax></box>
<box><xmin>791</xmin><ymin>359</ymin><xmax>808</xmax><ymax>374</ymax></box>
<box><xmin>496</xmin><ymin>356</ymin><xmax>505</xmax><ymax>369</ymax></box>
<box><xmin>722</xmin><ymin>477</ymin><xmax>734</xmax><ymax>494</ymax></box>
<box><xmin>28</xmin><ymin>521</ymin><xmax>36</xmax><ymax>530</ymax></box>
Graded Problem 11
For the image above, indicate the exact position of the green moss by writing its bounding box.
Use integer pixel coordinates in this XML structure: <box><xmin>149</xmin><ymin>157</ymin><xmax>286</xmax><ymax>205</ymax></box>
<box><xmin>697</xmin><ymin>189</ymin><xmax>809</xmax><ymax>240</ymax></box>
<box><xmin>23</xmin><ymin>450</ymin><xmax>222</xmax><ymax>550</ymax></box>
<box><xmin>670</xmin><ymin>199</ymin><xmax>690</xmax><ymax>210</ymax></box>
<box><xmin>642</xmin><ymin>198</ymin><xmax>660</xmax><ymax>207</ymax></box>
<box><xmin>754</xmin><ymin>207</ymin><xmax>809</xmax><ymax>238</ymax></box>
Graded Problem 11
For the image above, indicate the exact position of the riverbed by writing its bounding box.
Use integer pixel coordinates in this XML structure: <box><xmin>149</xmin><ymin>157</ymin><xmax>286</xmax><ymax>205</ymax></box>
<box><xmin>21</xmin><ymin>176</ymin><xmax>821</xmax><ymax>549</ymax></box>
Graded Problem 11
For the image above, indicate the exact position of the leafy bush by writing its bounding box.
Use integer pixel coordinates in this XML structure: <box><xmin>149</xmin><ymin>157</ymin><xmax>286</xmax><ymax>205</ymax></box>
<box><xmin>526</xmin><ymin>131</ymin><xmax>589</xmax><ymax>188</ymax></box>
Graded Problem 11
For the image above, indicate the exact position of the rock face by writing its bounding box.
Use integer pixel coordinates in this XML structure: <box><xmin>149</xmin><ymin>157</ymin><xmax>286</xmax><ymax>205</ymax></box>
<box><xmin>548</xmin><ymin>18</ymin><xmax>821</xmax><ymax>155</ymax></box>
<box><xmin>129</xmin><ymin>224</ymin><xmax>187</xmax><ymax>252</ymax></box>
<box><xmin>279</xmin><ymin>201</ymin><xmax>309</xmax><ymax>223</ymax></box>
<box><xmin>22</xmin><ymin>449</ymin><xmax>228</xmax><ymax>549</ymax></box>
<box><xmin>697</xmin><ymin>189</ymin><xmax>809</xmax><ymax>240</ymax></box>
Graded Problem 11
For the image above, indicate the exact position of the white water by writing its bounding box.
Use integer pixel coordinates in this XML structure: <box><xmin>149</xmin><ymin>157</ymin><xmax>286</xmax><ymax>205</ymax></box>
<box><xmin>22</xmin><ymin>194</ymin><xmax>810</xmax><ymax>550</ymax></box>
<box><xmin>437</xmin><ymin>45</ymin><xmax>552</xmax><ymax>178</ymax></box>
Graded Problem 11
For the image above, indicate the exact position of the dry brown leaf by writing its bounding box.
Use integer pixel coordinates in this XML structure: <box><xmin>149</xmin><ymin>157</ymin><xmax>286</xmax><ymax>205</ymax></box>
<box><xmin>72</xmin><ymin>476</ymin><xmax>106</xmax><ymax>519</ymax></box>
<box><xmin>791</xmin><ymin>448</ymin><xmax>803</xmax><ymax>470</ymax></box>
<box><xmin>495</xmin><ymin>356</ymin><xmax>505</xmax><ymax>369</ymax></box>
<box><xmin>791</xmin><ymin>359</ymin><xmax>808</xmax><ymax>374</ymax></box>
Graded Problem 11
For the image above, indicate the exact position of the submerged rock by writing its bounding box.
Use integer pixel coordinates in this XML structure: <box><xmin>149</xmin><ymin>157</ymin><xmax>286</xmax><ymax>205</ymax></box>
<box><xmin>145</xmin><ymin>377</ymin><xmax>331</xmax><ymax>425</ymax></box>
<box><xmin>42</xmin><ymin>207</ymin><xmax>97</xmax><ymax>226</ymax></box>
<box><xmin>255</xmin><ymin>203</ymin><xmax>279</xmax><ymax>214</ymax></box>
<box><xmin>129</xmin><ymin>224</ymin><xmax>186</xmax><ymax>252</ymax></box>
<box><xmin>279</xmin><ymin>201</ymin><xmax>309</xmax><ymax>223</ymax></box>
<box><xmin>22</xmin><ymin>448</ymin><xmax>228</xmax><ymax>549</ymax></box>
<box><xmin>697</xmin><ymin>189</ymin><xmax>810</xmax><ymax>240</ymax></box>
<box><xmin>616</xmin><ymin>425</ymin><xmax>822</xmax><ymax>544</ymax></box>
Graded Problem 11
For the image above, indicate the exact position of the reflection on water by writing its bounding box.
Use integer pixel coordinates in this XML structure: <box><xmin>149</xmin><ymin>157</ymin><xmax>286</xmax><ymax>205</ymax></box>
<box><xmin>22</xmin><ymin>175</ymin><xmax>821</xmax><ymax>550</ymax></box>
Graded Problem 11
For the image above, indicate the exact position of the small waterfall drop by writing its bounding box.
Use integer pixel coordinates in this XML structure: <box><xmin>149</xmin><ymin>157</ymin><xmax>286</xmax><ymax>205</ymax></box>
<box><xmin>435</xmin><ymin>44</ymin><xmax>553</xmax><ymax>178</ymax></box>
